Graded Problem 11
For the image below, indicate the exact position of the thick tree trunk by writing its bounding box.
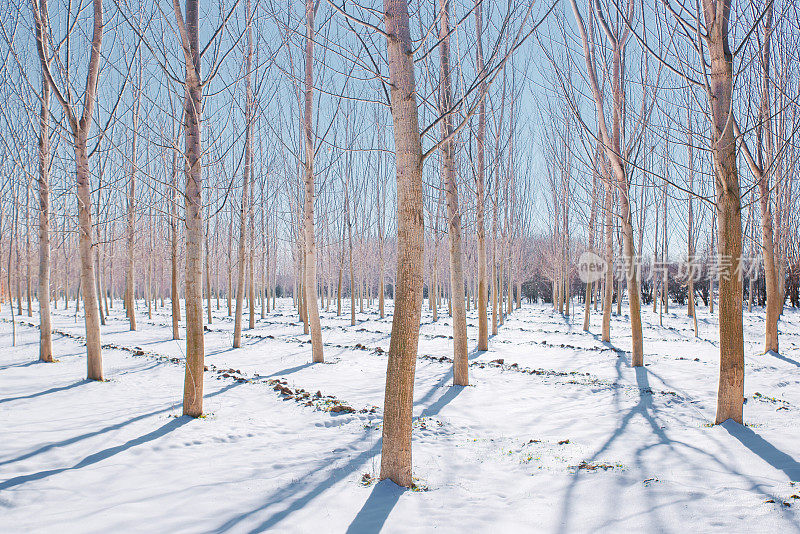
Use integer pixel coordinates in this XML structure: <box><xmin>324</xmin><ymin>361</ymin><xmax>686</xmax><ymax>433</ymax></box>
<box><xmin>176</xmin><ymin>0</ymin><xmax>206</xmax><ymax>418</ymax></box>
<box><xmin>703</xmin><ymin>0</ymin><xmax>744</xmax><ymax>424</ymax></box>
<box><xmin>380</xmin><ymin>0</ymin><xmax>425</xmax><ymax>488</ymax></box>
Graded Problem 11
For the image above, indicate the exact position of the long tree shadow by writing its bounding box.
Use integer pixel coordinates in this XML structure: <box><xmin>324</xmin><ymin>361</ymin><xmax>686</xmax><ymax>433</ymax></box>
<box><xmin>413</xmin><ymin>368</ymin><xmax>453</xmax><ymax>408</ymax></box>
<box><xmin>213</xmin><ymin>432</ymin><xmax>383</xmax><ymax>533</ymax></box>
<box><xmin>0</xmin><ymin>416</ymin><xmax>191</xmax><ymax>491</ymax></box>
<box><xmin>346</xmin><ymin>480</ymin><xmax>405</xmax><ymax>533</ymax></box>
<box><xmin>0</xmin><ymin>379</ymin><xmax>90</xmax><ymax>405</ymax></box>
<box><xmin>116</xmin><ymin>360</ymin><xmax>162</xmax><ymax>376</ymax></box>
<box><xmin>722</xmin><ymin>421</ymin><xmax>800</xmax><ymax>481</ymax></box>
<box><xmin>555</xmin><ymin>362</ymin><xmax>682</xmax><ymax>534</ymax></box>
<box><xmin>1</xmin><ymin>381</ymin><xmax>241</xmax><ymax>467</ymax></box>
<box><xmin>265</xmin><ymin>362</ymin><xmax>316</xmax><ymax>378</ymax></box>
<box><xmin>214</xmin><ymin>370</ymin><xmax>460</xmax><ymax>532</ymax></box>
<box><xmin>468</xmin><ymin>347</ymin><xmax>487</xmax><ymax>361</ymax></box>
<box><xmin>0</xmin><ymin>360</ymin><xmax>48</xmax><ymax>371</ymax></box>
<box><xmin>588</xmin><ymin>331</ymin><xmax>627</xmax><ymax>358</ymax></box>
<box><xmin>764</xmin><ymin>349</ymin><xmax>800</xmax><ymax>368</ymax></box>
<box><xmin>556</xmin><ymin>360</ymin><xmax>797</xmax><ymax>533</ymax></box>
<box><xmin>206</xmin><ymin>346</ymin><xmax>237</xmax><ymax>357</ymax></box>
<box><xmin>419</xmin><ymin>385</ymin><xmax>465</xmax><ymax>419</ymax></box>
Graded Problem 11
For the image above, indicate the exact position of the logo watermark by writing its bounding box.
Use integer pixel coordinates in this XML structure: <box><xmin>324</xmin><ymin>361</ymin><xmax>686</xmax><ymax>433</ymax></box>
<box><xmin>577</xmin><ymin>251</ymin><xmax>607</xmax><ymax>283</ymax></box>
<box><xmin>574</xmin><ymin>253</ymin><xmax>761</xmax><ymax>284</ymax></box>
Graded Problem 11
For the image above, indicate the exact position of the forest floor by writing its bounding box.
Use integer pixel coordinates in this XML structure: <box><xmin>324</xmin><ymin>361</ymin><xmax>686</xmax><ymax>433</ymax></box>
<box><xmin>2</xmin><ymin>297</ymin><xmax>800</xmax><ymax>533</ymax></box>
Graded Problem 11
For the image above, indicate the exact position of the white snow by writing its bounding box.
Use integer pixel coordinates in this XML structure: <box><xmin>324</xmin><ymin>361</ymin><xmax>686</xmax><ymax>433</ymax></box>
<box><xmin>2</xmin><ymin>299</ymin><xmax>799</xmax><ymax>533</ymax></box>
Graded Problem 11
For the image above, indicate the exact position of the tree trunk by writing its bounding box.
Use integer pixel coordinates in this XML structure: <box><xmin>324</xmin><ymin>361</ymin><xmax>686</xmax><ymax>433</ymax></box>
<box><xmin>233</xmin><ymin>102</ymin><xmax>251</xmax><ymax>347</ymax></box>
<box><xmin>303</xmin><ymin>0</ymin><xmax>324</xmax><ymax>362</ymax></box>
<box><xmin>35</xmin><ymin>23</ymin><xmax>53</xmax><ymax>361</ymax></box>
<box><xmin>205</xmin><ymin>227</ymin><xmax>212</xmax><ymax>325</ymax></box>
<box><xmin>175</xmin><ymin>0</ymin><xmax>205</xmax><ymax>417</ymax></box>
<box><xmin>232</xmin><ymin>14</ymin><xmax>257</xmax><ymax>343</ymax></box>
<box><xmin>337</xmin><ymin>255</ymin><xmax>342</xmax><ymax>316</ymax></box>
<box><xmin>380</xmin><ymin>0</ymin><xmax>426</xmax><ymax>488</ymax></box>
<box><xmin>757</xmin><ymin>2</ymin><xmax>779</xmax><ymax>354</ymax></box>
<box><xmin>171</xmin><ymin>144</ymin><xmax>181</xmax><ymax>340</ymax></box>
<box><xmin>687</xmin><ymin>112</ymin><xmax>696</xmax><ymax>320</ymax></box>
<box><xmin>95</xmin><ymin>224</ymin><xmax>105</xmax><ymax>325</ymax></box>
<box><xmin>76</xmin><ymin>138</ymin><xmax>103</xmax><ymax>380</ymax></box>
<box><xmin>346</xmin><ymin>185</ymin><xmax>356</xmax><ymax>326</ymax></box>
<box><xmin>474</xmin><ymin>0</ymin><xmax>488</xmax><ymax>351</ymax></box>
<box><xmin>126</xmin><ymin>62</ymin><xmax>141</xmax><ymax>331</ymax></box>
<box><xmin>602</xmin><ymin>178</ymin><xmax>613</xmax><ymax>342</ymax></box>
<box><xmin>32</xmin><ymin>0</ymin><xmax>105</xmax><ymax>379</ymax></box>
<box><xmin>437</xmin><ymin>0</ymin><xmax>467</xmax><ymax>384</ymax></box>
<box><xmin>703</xmin><ymin>0</ymin><xmax>744</xmax><ymax>424</ymax></box>
<box><xmin>584</xmin><ymin>150</ymin><xmax>598</xmax><ymax>331</ymax></box>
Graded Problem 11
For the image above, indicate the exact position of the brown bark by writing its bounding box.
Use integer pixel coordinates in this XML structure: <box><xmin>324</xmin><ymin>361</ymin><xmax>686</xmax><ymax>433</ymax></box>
<box><xmin>702</xmin><ymin>0</ymin><xmax>744</xmax><ymax>424</ymax></box>
<box><xmin>380</xmin><ymin>0</ymin><xmax>425</xmax><ymax>488</ymax></box>
<box><xmin>174</xmin><ymin>0</ymin><xmax>206</xmax><ymax>417</ymax></box>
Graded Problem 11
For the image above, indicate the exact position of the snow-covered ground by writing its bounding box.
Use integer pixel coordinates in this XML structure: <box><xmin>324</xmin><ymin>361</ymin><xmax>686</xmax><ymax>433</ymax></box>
<box><xmin>2</xmin><ymin>297</ymin><xmax>799</xmax><ymax>533</ymax></box>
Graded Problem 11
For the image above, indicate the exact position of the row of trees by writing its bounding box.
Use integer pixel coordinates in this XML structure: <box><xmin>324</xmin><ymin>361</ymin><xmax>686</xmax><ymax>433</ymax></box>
<box><xmin>0</xmin><ymin>0</ymin><xmax>798</xmax><ymax>486</ymax></box>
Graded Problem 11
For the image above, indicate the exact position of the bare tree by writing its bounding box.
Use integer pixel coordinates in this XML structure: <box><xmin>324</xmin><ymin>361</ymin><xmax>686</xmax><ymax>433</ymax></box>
<box><xmin>701</xmin><ymin>0</ymin><xmax>745</xmax><ymax>423</ymax></box>
<box><xmin>172</xmin><ymin>0</ymin><xmax>205</xmax><ymax>417</ymax></box>
<box><xmin>379</xmin><ymin>0</ymin><xmax>426</xmax><ymax>488</ymax></box>
<box><xmin>233</xmin><ymin>0</ymin><xmax>254</xmax><ymax>349</ymax></box>
<box><xmin>33</xmin><ymin>0</ymin><xmax>52</xmax><ymax>362</ymax></box>
<box><xmin>302</xmin><ymin>0</ymin><xmax>324</xmax><ymax>363</ymax></box>
<box><xmin>32</xmin><ymin>0</ymin><xmax>105</xmax><ymax>380</ymax></box>
<box><xmin>569</xmin><ymin>0</ymin><xmax>644</xmax><ymax>366</ymax></box>
<box><xmin>438</xmin><ymin>0</ymin><xmax>467</xmax><ymax>385</ymax></box>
